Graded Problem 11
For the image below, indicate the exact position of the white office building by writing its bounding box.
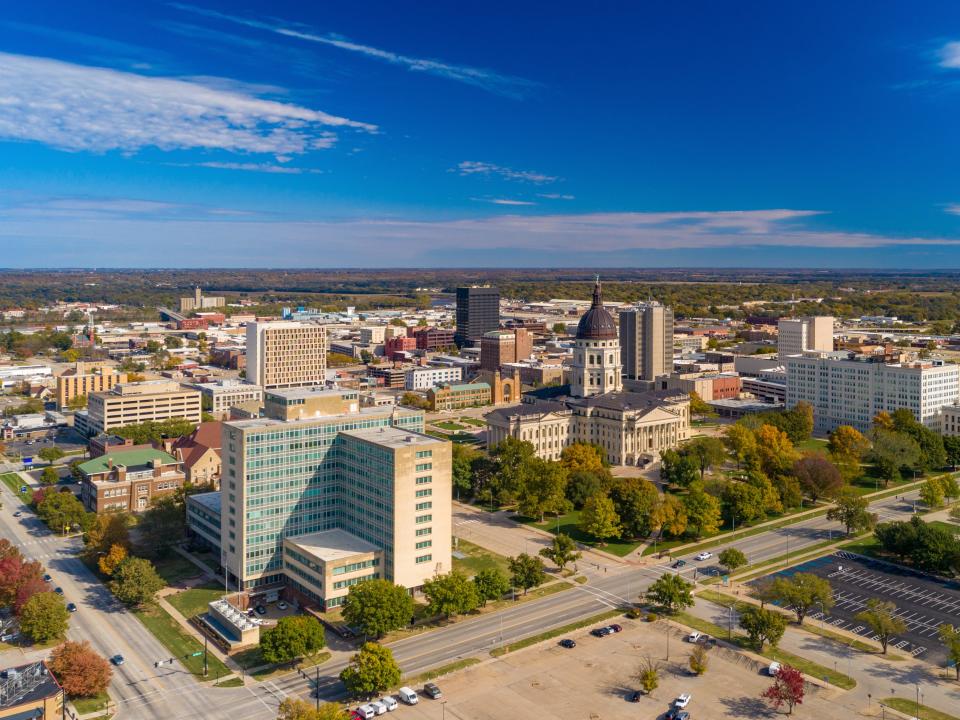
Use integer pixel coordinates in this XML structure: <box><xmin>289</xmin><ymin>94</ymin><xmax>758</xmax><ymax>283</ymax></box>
<box><xmin>786</xmin><ymin>351</ymin><xmax>960</xmax><ymax>434</ymax></box>
<box><xmin>405</xmin><ymin>366</ymin><xmax>463</xmax><ymax>391</ymax></box>
<box><xmin>778</xmin><ymin>316</ymin><xmax>834</xmax><ymax>359</ymax></box>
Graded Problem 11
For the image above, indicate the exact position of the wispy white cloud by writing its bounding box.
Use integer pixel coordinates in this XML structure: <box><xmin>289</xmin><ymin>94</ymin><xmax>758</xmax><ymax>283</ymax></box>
<box><xmin>456</xmin><ymin>161</ymin><xmax>558</xmax><ymax>184</ymax></box>
<box><xmin>0</xmin><ymin>52</ymin><xmax>375</xmax><ymax>157</ymax></box>
<box><xmin>537</xmin><ymin>193</ymin><xmax>575</xmax><ymax>200</ymax></box>
<box><xmin>194</xmin><ymin>161</ymin><xmax>324</xmax><ymax>174</ymax></box>
<box><xmin>170</xmin><ymin>3</ymin><xmax>537</xmax><ymax>98</ymax></box>
<box><xmin>472</xmin><ymin>197</ymin><xmax>537</xmax><ymax>206</ymax></box>
<box><xmin>945</xmin><ymin>203</ymin><xmax>960</xmax><ymax>215</ymax></box>
<box><xmin>938</xmin><ymin>41</ymin><xmax>960</xmax><ymax>69</ymax></box>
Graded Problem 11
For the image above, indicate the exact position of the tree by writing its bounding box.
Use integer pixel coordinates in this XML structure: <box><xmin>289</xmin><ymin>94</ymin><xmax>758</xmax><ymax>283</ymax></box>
<box><xmin>37</xmin><ymin>446</ymin><xmax>65</xmax><ymax>463</ymax></box>
<box><xmin>48</xmin><ymin>640</ymin><xmax>112</xmax><ymax>697</ymax></box>
<box><xmin>473</xmin><ymin>568</ymin><xmax>510</xmax><ymax>606</ymax></box>
<box><xmin>659</xmin><ymin>449</ymin><xmax>699</xmax><ymax>489</ymax></box>
<box><xmin>720</xmin><ymin>481</ymin><xmax>764</xmax><ymax>528</ymax></box>
<box><xmin>771</xmin><ymin>573</ymin><xmax>834</xmax><ymax>625</ymax></box>
<box><xmin>261</xmin><ymin>615</ymin><xmax>326</xmax><ymax>664</ymax></box>
<box><xmin>682</xmin><ymin>482</ymin><xmax>721</xmax><ymax>538</ymax></box>
<box><xmin>938</xmin><ymin>624</ymin><xmax>960</xmax><ymax>681</ymax></box>
<box><xmin>136</xmin><ymin>494</ymin><xmax>186</xmax><ymax>557</ymax></box>
<box><xmin>688</xmin><ymin>644</ymin><xmax>709</xmax><ymax>675</ymax></box>
<box><xmin>944</xmin><ymin>436</ymin><xmax>960</xmax><ymax>470</ymax></box>
<box><xmin>341</xmin><ymin>579</ymin><xmax>414</xmax><ymax>639</ymax></box>
<box><xmin>517</xmin><ymin>459</ymin><xmax>570</xmax><ymax>522</ymax></box>
<box><xmin>339</xmin><ymin>643</ymin><xmax>401</xmax><ymax>699</ymax></box>
<box><xmin>718</xmin><ymin>548</ymin><xmax>748</xmax><ymax>574</ymax></box>
<box><xmin>423</xmin><ymin>571</ymin><xmax>480</xmax><ymax>619</ymax></box>
<box><xmin>40</xmin><ymin>467</ymin><xmax>59</xmax><ymax>486</ymax></box>
<box><xmin>793</xmin><ymin>455</ymin><xmax>843</xmax><ymax>503</ymax></box>
<box><xmin>579</xmin><ymin>493</ymin><xmax>621</xmax><ymax>543</ymax></box>
<box><xmin>36</xmin><ymin>491</ymin><xmax>90</xmax><ymax>534</ymax></box>
<box><xmin>539</xmin><ymin>533</ymin><xmax>582</xmax><ymax>571</ymax></box>
<box><xmin>508</xmin><ymin>553</ymin><xmax>546</xmax><ymax>595</ymax></box>
<box><xmin>277</xmin><ymin>699</ymin><xmax>350</xmax><ymax>720</ymax></box>
<box><xmin>488</xmin><ymin>437</ymin><xmax>538</xmax><ymax>505</ymax></box>
<box><xmin>683</xmin><ymin>437</ymin><xmax>726</xmax><ymax>480</ymax></box>
<box><xmin>0</xmin><ymin>544</ymin><xmax>43</xmax><ymax>609</ymax></box>
<box><xmin>451</xmin><ymin>443</ymin><xmax>479</xmax><ymax>498</ymax></box>
<box><xmin>762</xmin><ymin>665</ymin><xmax>805</xmax><ymax>715</ymax></box>
<box><xmin>645</xmin><ymin>574</ymin><xmax>694</xmax><ymax>614</ymax></box>
<box><xmin>723</xmin><ymin>424</ymin><xmax>758</xmax><ymax>470</ymax></box>
<box><xmin>739</xmin><ymin>606</ymin><xmax>787</xmax><ymax>651</ymax></box>
<box><xmin>636</xmin><ymin>656</ymin><xmax>661</xmax><ymax>695</ymax></box>
<box><xmin>854</xmin><ymin>599</ymin><xmax>906</xmax><ymax>655</ymax></box>
<box><xmin>755</xmin><ymin>425</ymin><xmax>800</xmax><ymax>478</ymax></box>
<box><xmin>652</xmin><ymin>493</ymin><xmax>688</xmax><ymax>538</ymax></box>
<box><xmin>14</xmin><ymin>575</ymin><xmax>48</xmax><ymax>615</ymax></box>
<box><xmin>109</xmin><ymin>557</ymin><xmax>165</xmax><ymax>606</ymax></box>
<box><xmin>826</xmin><ymin>488</ymin><xmax>876</xmax><ymax>536</ymax></box>
<box><xmin>772</xmin><ymin>473</ymin><xmax>803</xmax><ymax>510</ymax></box>
<box><xmin>609</xmin><ymin>478</ymin><xmax>660</xmax><ymax>538</ymax></box>
<box><xmin>19</xmin><ymin>591</ymin><xmax>69</xmax><ymax>643</ymax></box>
<box><xmin>870</xmin><ymin>429</ymin><xmax>920</xmax><ymax>486</ymax></box>
<box><xmin>98</xmin><ymin>544</ymin><xmax>128</xmax><ymax>576</ymax></box>
<box><xmin>920</xmin><ymin>476</ymin><xmax>946</xmax><ymax>508</ymax></box>
<box><xmin>688</xmin><ymin>391</ymin><xmax>715</xmax><ymax>417</ymax></box>
<box><xmin>750</xmin><ymin>577</ymin><xmax>779</xmax><ymax>609</ymax></box>
<box><xmin>85</xmin><ymin>512</ymin><xmax>132</xmax><ymax>558</ymax></box>
<box><xmin>828</xmin><ymin>425</ymin><xmax>870</xmax><ymax>480</ymax></box>
<box><xmin>560</xmin><ymin>443</ymin><xmax>607</xmax><ymax>475</ymax></box>
<box><xmin>566</xmin><ymin>471</ymin><xmax>604</xmax><ymax>510</ymax></box>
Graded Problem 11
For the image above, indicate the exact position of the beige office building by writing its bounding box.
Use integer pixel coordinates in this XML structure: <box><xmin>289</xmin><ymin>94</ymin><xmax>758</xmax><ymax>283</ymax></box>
<box><xmin>221</xmin><ymin>387</ymin><xmax>451</xmax><ymax>608</ymax></box>
<box><xmin>246</xmin><ymin>321</ymin><xmax>327</xmax><ymax>389</ymax></box>
<box><xmin>778</xmin><ymin>316</ymin><xmax>834</xmax><ymax>358</ymax></box>
<box><xmin>56</xmin><ymin>363</ymin><xmax>127</xmax><ymax>409</ymax></box>
<box><xmin>85</xmin><ymin>380</ymin><xmax>202</xmax><ymax>435</ymax></box>
<box><xmin>619</xmin><ymin>302</ymin><xmax>674</xmax><ymax>381</ymax></box>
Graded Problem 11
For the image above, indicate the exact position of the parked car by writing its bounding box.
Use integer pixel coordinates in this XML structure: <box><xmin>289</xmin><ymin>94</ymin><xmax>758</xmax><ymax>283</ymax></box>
<box><xmin>247</xmin><ymin>609</ymin><xmax>256</xmax><ymax>618</ymax></box>
<box><xmin>369</xmin><ymin>700</ymin><xmax>387</xmax><ymax>715</ymax></box>
<box><xmin>687</xmin><ymin>631</ymin><xmax>702</xmax><ymax>643</ymax></box>
<box><xmin>110</xmin><ymin>655</ymin><xmax>125</xmax><ymax>666</ymax></box>
<box><xmin>675</xmin><ymin>693</ymin><xmax>692</xmax><ymax>708</ymax></box>
<box><xmin>42</xmin><ymin>574</ymin><xmax>51</xmax><ymax>582</ymax></box>
<box><xmin>695</xmin><ymin>551</ymin><xmax>712</xmax><ymax>561</ymax></box>
<box><xmin>559</xmin><ymin>638</ymin><xmax>576</xmax><ymax>649</ymax></box>
<box><xmin>609</xmin><ymin>624</ymin><xmax>622</xmax><ymax>633</ymax></box>
<box><xmin>767</xmin><ymin>661</ymin><xmax>781</xmax><ymax>676</ymax></box>
<box><xmin>66</xmin><ymin>603</ymin><xmax>77</xmax><ymax>613</ymax></box>
<box><xmin>423</xmin><ymin>683</ymin><xmax>442</xmax><ymax>699</ymax></box>
<box><xmin>671</xmin><ymin>559</ymin><xmax>686</xmax><ymax>568</ymax></box>
<box><xmin>397</xmin><ymin>687</ymin><xmax>418</xmax><ymax>705</ymax></box>
<box><xmin>12</xmin><ymin>512</ymin><xmax>21</xmax><ymax>518</ymax></box>
<box><xmin>355</xmin><ymin>705</ymin><xmax>376</xmax><ymax>720</ymax></box>
<box><xmin>629</xmin><ymin>691</ymin><xmax>642</xmax><ymax>702</ymax></box>
<box><xmin>666</xmin><ymin>711</ymin><xmax>689</xmax><ymax>720</ymax></box>
<box><xmin>379</xmin><ymin>696</ymin><xmax>398</xmax><ymax>712</ymax></box>
<box><xmin>590</xmin><ymin>627</ymin><xmax>610</xmax><ymax>637</ymax></box>
<box><xmin>277</xmin><ymin>601</ymin><xmax>288</xmax><ymax>611</ymax></box>
<box><xmin>54</xmin><ymin>587</ymin><xmax>63</xmax><ymax>595</ymax></box>
<box><xmin>254</xmin><ymin>605</ymin><xmax>266</xmax><ymax>615</ymax></box>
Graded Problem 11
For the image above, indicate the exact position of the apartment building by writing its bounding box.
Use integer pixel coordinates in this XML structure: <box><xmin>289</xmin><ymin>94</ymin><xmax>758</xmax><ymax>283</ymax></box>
<box><xmin>219</xmin><ymin>387</ymin><xmax>451</xmax><ymax>609</ymax></box>
<box><xmin>190</xmin><ymin>379</ymin><xmax>263</xmax><ymax>419</ymax></box>
<box><xmin>78</xmin><ymin>448</ymin><xmax>185</xmax><ymax>513</ymax></box>
<box><xmin>778</xmin><ymin>316</ymin><xmax>834</xmax><ymax>358</ymax></box>
<box><xmin>619</xmin><ymin>302</ymin><xmax>674</xmax><ymax>381</ymax></box>
<box><xmin>246</xmin><ymin>321</ymin><xmax>327</xmax><ymax>389</ymax></box>
<box><xmin>786</xmin><ymin>351</ymin><xmax>960</xmax><ymax>434</ymax></box>
<box><xmin>410</xmin><ymin>327</ymin><xmax>456</xmax><ymax>351</ymax></box>
<box><xmin>83</xmin><ymin>380</ymin><xmax>202</xmax><ymax>436</ymax></box>
<box><xmin>405</xmin><ymin>366</ymin><xmax>463</xmax><ymax>391</ymax></box>
<box><xmin>56</xmin><ymin>363</ymin><xmax>127</xmax><ymax>410</ymax></box>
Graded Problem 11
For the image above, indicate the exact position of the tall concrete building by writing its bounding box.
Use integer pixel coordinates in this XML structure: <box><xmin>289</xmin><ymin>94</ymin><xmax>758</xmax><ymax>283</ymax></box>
<box><xmin>619</xmin><ymin>302</ymin><xmax>674</xmax><ymax>381</ymax></box>
<box><xmin>786</xmin><ymin>351</ymin><xmax>960</xmax><ymax>434</ymax></box>
<box><xmin>778</xmin><ymin>316</ymin><xmax>834</xmax><ymax>358</ymax></box>
<box><xmin>221</xmin><ymin>388</ymin><xmax>451</xmax><ymax>608</ymax></box>
<box><xmin>246</xmin><ymin>321</ymin><xmax>327</xmax><ymax>390</ymax></box>
<box><xmin>180</xmin><ymin>286</ymin><xmax>225</xmax><ymax>313</ymax></box>
<box><xmin>480</xmin><ymin>329</ymin><xmax>533</xmax><ymax>372</ymax></box>
<box><xmin>56</xmin><ymin>362</ymin><xmax>127</xmax><ymax>410</ymax></box>
<box><xmin>455</xmin><ymin>286</ymin><xmax>500</xmax><ymax>347</ymax></box>
<box><xmin>81</xmin><ymin>380</ymin><xmax>201</xmax><ymax>436</ymax></box>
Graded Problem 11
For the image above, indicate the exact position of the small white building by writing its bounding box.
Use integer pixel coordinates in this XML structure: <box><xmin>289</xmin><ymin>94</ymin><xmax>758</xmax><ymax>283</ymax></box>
<box><xmin>405</xmin><ymin>366</ymin><xmax>463</xmax><ymax>391</ymax></box>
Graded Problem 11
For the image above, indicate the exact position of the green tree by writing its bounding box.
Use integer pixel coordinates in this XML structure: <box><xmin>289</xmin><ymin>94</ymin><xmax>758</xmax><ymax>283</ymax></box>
<box><xmin>517</xmin><ymin>459</ymin><xmax>570</xmax><ymax>522</ymax></box>
<box><xmin>66</xmin><ymin>394</ymin><xmax>87</xmax><ymax>411</ymax></box>
<box><xmin>682</xmin><ymin>436</ymin><xmax>726</xmax><ymax>480</ymax></box>
<box><xmin>920</xmin><ymin>476</ymin><xmax>946</xmax><ymax>508</ymax></box>
<box><xmin>636</xmin><ymin>656</ymin><xmax>661</xmax><ymax>695</ymax></box>
<box><xmin>473</xmin><ymin>568</ymin><xmax>510</xmax><ymax>606</ymax></box>
<box><xmin>539</xmin><ymin>533</ymin><xmax>582</xmax><ymax>571</ymax></box>
<box><xmin>870</xmin><ymin>429</ymin><xmax>920</xmax><ymax>486</ymax></box>
<box><xmin>489</xmin><ymin>437</ymin><xmax>538</xmax><ymax>505</ymax></box>
<box><xmin>718</xmin><ymin>548</ymin><xmax>748</xmax><ymax>574</ymax></box>
<box><xmin>19</xmin><ymin>591</ymin><xmax>69</xmax><ymax>643</ymax></box>
<box><xmin>659</xmin><ymin>449</ymin><xmax>699</xmax><ymax>488</ymax></box>
<box><xmin>508</xmin><ymin>553</ymin><xmax>546</xmax><ymax>595</ymax></box>
<box><xmin>793</xmin><ymin>455</ymin><xmax>843</xmax><ymax>503</ymax></box>
<box><xmin>938</xmin><ymin>624</ymin><xmax>960</xmax><ymax>680</ymax></box>
<box><xmin>944</xmin><ymin>436</ymin><xmax>960</xmax><ymax>470</ymax></box>
<box><xmin>941</xmin><ymin>474</ymin><xmax>960</xmax><ymax>505</ymax></box>
<box><xmin>739</xmin><ymin>606</ymin><xmax>787</xmax><ymax>651</ymax></box>
<box><xmin>682</xmin><ymin>482</ymin><xmax>721</xmax><ymax>538</ymax></box>
<box><xmin>723</xmin><ymin>424</ymin><xmax>758</xmax><ymax>470</ymax></box>
<box><xmin>36</xmin><ymin>491</ymin><xmax>90</xmax><ymax>534</ymax></box>
<box><xmin>451</xmin><ymin>443</ymin><xmax>479</xmax><ymax>498</ymax></box>
<box><xmin>422</xmin><ymin>571</ymin><xmax>480</xmax><ymax>619</ymax></box>
<box><xmin>341</xmin><ymin>579</ymin><xmax>414</xmax><ymax>639</ymax></box>
<box><xmin>609</xmin><ymin>478</ymin><xmax>660</xmax><ymax>538</ymax></box>
<box><xmin>689</xmin><ymin>644</ymin><xmax>710</xmax><ymax>675</ymax></box>
<box><xmin>37</xmin><ymin>446</ymin><xmax>65</xmax><ymax>463</ymax></box>
<box><xmin>109</xmin><ymin>557</ymin><xmax>165</xmax><ymax>606</ymax></box>
<box><xmin>84</xmin><ymin>512</ymin><xmax>132</xmax><ymax>558</ymax></box>
<box><xmin>261</xmin><ymin>615</ymin><xmax>326</xmax><ymax>664</ymax></box>
<box><xmin>277</xmin><ymin>699</ymin><xmax>350</xmax><ymax>720</ymax></box>
<box><xmin>339</xmin><ymin>643</ymin><xmax>401</xmax><ymax>699</ymax></box>
<box><xmin>644</xmin><ymin>574</ymin><xmax>694</xmax><ymax>614</ymax></box>
<box><xmin>755</xmin><ymin>425</ymin><xmax>800</xmax><ymax>478</ymax></box>
<box><xmin>828</xmin><ymin>425</ymin><xmax>870</xmax><ymax>480</ymax></box>
<box><xmin>771</xmin><ymin>573</ymin><xmax>834</xmax><ymax>625</ymax></box>
<box><xmin>688</xmin><ymin>391</ymin><xmax>715</xmax><ymax>416</ymax></box>
<box><xmin>855</xmin><ymin>599</ymin><xmax>906</xmax><ymax>654</ymax></box>
<box><xmin>826</xmin><ymin>488</ymin><xmax>876</xmax><ymax>536</ymax></box>
<box><xmin>720</xmin><ymin>481</ymin><xmax>764</xmax><ymax>528</ymax></box>
<box><xmin>565</xmin><ymin>471</ymin><xmax>605</xmax><ymax>510</ymax></box>
<box><xmin>136</xmin><ymin>494</ymin><xmax>186</xmax><ymax>557</ymax></box>
<box><xmin>40</xmin><ymin>466</ymin><xmax>59</xmax><ymax>486</ymax></box>
<box><xmin>652</xmin><ymin>493</ymin><xmax>688</xmax><ymax>538</ymax></box>
<box><xmin>579</xmin><ymin>493</ymin><xmax>621</xmax><ymax>543</ymax></box>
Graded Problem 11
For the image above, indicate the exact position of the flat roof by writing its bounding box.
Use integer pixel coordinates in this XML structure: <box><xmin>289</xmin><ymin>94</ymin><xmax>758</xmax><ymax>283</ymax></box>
<box><xmin>188</xmin><ymin>490</ymin><xmax>221</xmax><ymax>515</ymax></box>
<box><xmin>265</xmin><ymin>386</ymin><xmax>354</xmax><ymax>400</ymax></box>
<box><xmin>227</xmin><ymin>404</ymin><xmax>419</xmax><ymax>430</ymax></box>
<box><xmin>286</xmin><ymin>528</ymin><xmax>379</xmax><ymax>562</ymax></box>
<box><xmin>78</xmin><ymin>448</ymin><xmax>178</xmax><ymax>475</ymax></box>
<box><xmin>340</xmin><ymin>425</ymin><xmax>441</xmax><ymax>448</ymax></box>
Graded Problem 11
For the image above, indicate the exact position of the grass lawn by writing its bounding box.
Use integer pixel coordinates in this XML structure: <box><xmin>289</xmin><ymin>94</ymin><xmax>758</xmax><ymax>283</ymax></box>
<box><xmin>216</xmin><ymin>677</ymin><xmax>244</xmax><ymax>688</ymax></box>
<box><xmin>883</xmin><ymin>698</ymin><xmax>959</xmax><ymax>720</ymax></box>
<box><xmin>838</xmin><ymin>534</ymin><xmax>880</xmax><ymax>556</ymax></box>
<box><xmin>516</xmin><ymin>510</ymin><xmax>644</xmax><ymax>557</ymax></box>
<box><xmin>458</xmin><ymin>417</ymin><xmax>486</xmax><ymax>427</ymax></box>
<box><xmin>166</xmin><ymin>583</ymin><xmax>224</xmax><ymax>620</ymax></box>
<box><xmin>251</xmin><ymin>650</ymin><xmax>331</xmax><ymax>681</ymax></box>
<box><xmin>795</xmin><ymin>438</ymin><xmax>829</xmax><ymax>454</ymax></box>
<box><xmin>72</xmin><ymin>691</ymin><xmax>110</xmax><ymax>715</ymax></box>
<box><xmin>452</xmin><ymin>538</ymin><xmax>511</xmax><ymax>577</ymax></box>
<box><xmin>929</xmin><ymin>520</ymin><xmax>960</xmax><ymax>535</ymax></box>
<box><xmin>433</xmin><ymin>421</ymin><xmax>467</xmax><ymax>431</ymax></box>
<box><xmin>153</xmin><ymin>554</ymin><xmax>205</xmax><ymax>586</ymax></box>
<box><xmin>230</xmin><ymin>646</ymin><xmax>265</xmax><ymax>670</ymax></box>
<box><xmin>133</xmin><ymin>603</ymin><xmax>230</xmax><ymax>679</ymax></box>
<box><xmin>0</xmin><ymin>472</ymin><xmax>31</xmax><ymax>503</ymax></box>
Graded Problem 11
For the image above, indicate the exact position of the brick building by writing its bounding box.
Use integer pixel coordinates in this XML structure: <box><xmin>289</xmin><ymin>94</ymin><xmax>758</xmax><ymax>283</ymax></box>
<box><xmin>78</xmin><ymin>448</ymin><xmax>186</xmax><ymax>513</ymax></box>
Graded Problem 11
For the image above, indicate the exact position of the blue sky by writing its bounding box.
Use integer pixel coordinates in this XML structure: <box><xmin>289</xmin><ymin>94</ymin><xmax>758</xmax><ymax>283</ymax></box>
<box><xmin>2</xmin><ymin>1</ymin><xmax>960</xmax><ymax>267</ymax></box>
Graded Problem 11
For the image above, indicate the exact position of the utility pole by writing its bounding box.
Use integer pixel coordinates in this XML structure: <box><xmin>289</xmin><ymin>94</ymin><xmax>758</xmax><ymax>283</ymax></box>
<box><xmin>315</xmin><ymin>666</ymin><xmax>320</xmax><ymax>711</ymax></box>
<box><xmin>203</xmin><ymin>634</ymin><xmax>208</xmax><ymax>677</ymax></box>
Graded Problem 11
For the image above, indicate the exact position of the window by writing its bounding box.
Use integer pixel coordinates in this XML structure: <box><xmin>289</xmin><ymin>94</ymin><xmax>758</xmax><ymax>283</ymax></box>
<box><xmin>415</xmin><ymin>476</ymin><xmax>432</xmax><ymax>485</ymax></box>
<box><xmin>415</xmin><ymin>488</ymin><xmax>432</xmax><ymax>498</ymax></box>
<box><xmin>415</xmin><ymin>450</ymin><xmax>433</xmax><ymax>458</ymax></box>
<box><xmin>415</xmin><ymin>462</ymin><xmax>432</xmax><ymax>472</ymax></box>
<box><xmin>415</xmin><ymin>527</ymin><xmax>432</xmax><ymax>536</ymax></box>
<box><xmin>416</xmin><ymin>514</ymin><xmax>432</xmax><ymax>524</ymax></box>
<box><xmin>415</xmin><ymin>501</ymin><xmax>432</xmax><ymax>511</ymax></box>
<box><xmin>416</xmin><ymin>540</ymin><xmax>432</xmax><ymax>549</ymax></box>
<box><xmin>415</xmin><ymin>554</ymin><xmax>432</xmax><ymax>564</ymax></box>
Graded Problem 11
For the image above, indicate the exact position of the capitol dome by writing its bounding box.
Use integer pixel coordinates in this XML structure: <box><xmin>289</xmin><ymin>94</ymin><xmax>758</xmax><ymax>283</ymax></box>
<box><xmin>575</xmin><ymin>279</ymin><xmax>618</xmax><ymax>340</ymax></box>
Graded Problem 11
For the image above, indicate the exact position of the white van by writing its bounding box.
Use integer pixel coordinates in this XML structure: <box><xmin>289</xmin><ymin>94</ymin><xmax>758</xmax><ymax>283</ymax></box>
<box><xmin>397</xmin><ymin>687</ymin><xmax>418</xmax><ymax>705</ymax></box>
<box><xmin>355</xmin><ymin>705</ymin><xmax>376</xmax><ymax>720</ymax></box>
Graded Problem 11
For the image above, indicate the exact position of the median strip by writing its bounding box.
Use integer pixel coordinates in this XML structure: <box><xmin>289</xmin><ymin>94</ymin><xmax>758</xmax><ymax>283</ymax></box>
<box><xmin>489</xmin><ymin>608</ymin><xmax>624</xmax><ymax>657</ymax></box>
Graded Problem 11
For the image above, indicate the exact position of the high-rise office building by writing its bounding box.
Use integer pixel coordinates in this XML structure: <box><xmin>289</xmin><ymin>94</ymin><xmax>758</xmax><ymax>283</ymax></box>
<box><xmin>619</xmin><ymin>302</ymin><xmax>674</xmax><ymax>381</ymax></box>
<box><xmin>220</xmin><ymin>387</ymin><xmax>451</xmax><ymax>608</ymax></box>
<box><xmin>454</xmin><ymin>286</ymin><xmax>500</xmax><ymax>347</ymax></box>
<box><xmin>246</xmin><ymin>321</ymin><xmax>327</xmax><ymax>389</ymax></box>
<box><xmin>778</xmin><ymin>316</ymin><xmax>834</xmax><ymax>358</ymax></box>
<box><xmin>81</xmin><ymin>380</ymin><xmax>202</xmax><ymax>436</ymax></box>
<box><xmin>480</xmin><ymin>329</ymin><xmax>533</xmax><ymax>372</ymax></box>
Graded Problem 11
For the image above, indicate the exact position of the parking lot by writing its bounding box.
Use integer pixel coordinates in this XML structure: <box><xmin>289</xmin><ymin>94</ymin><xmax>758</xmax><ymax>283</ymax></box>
<box><xmin>757</xmin><ymin>551</ymin><xmax>960</xmax><ymax>666</ymax></box>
